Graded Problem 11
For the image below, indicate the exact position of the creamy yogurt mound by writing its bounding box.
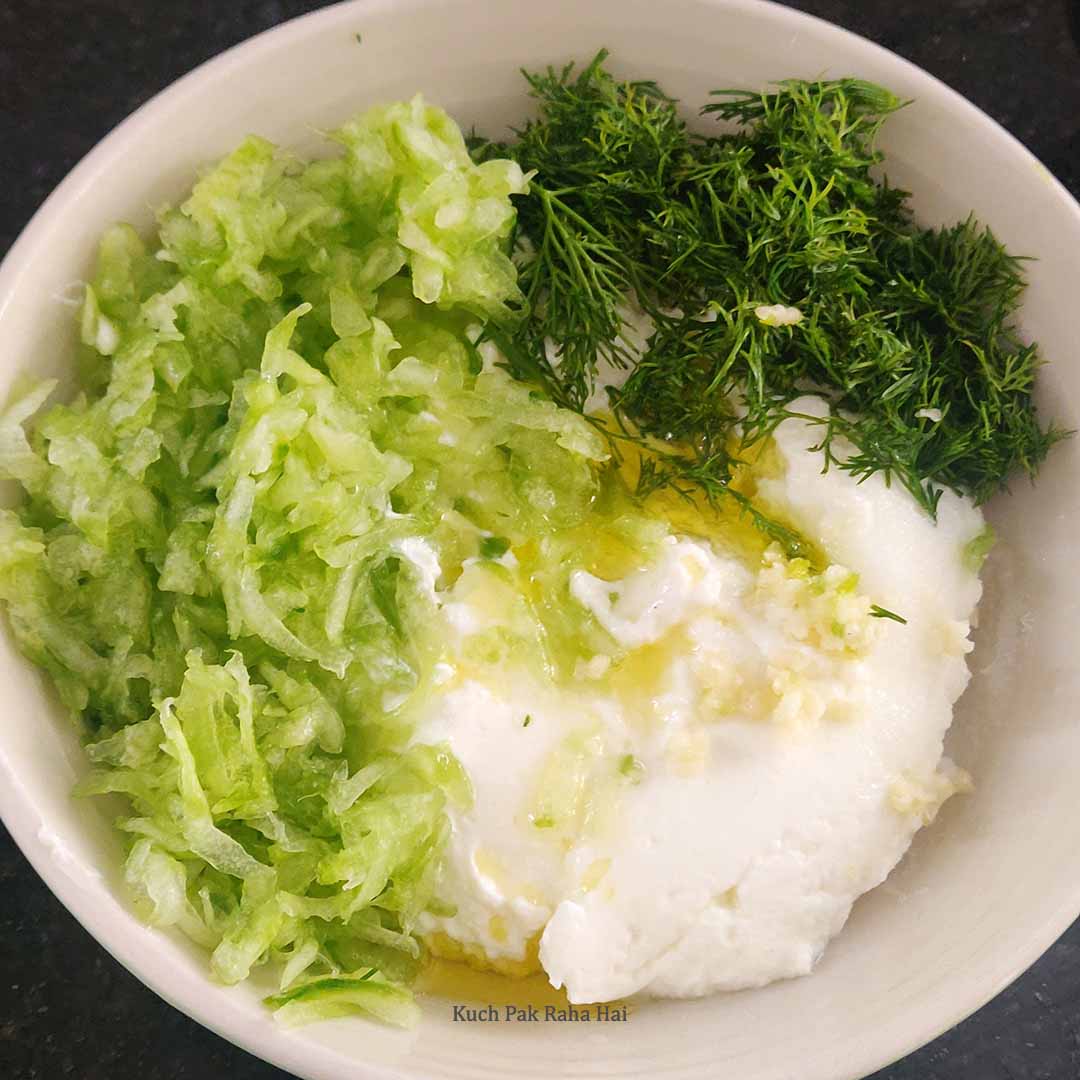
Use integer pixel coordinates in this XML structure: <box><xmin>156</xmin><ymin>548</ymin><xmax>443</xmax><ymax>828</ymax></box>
<box><xmin>410</xmin><ymin>394</ymin><xmax>985</xmax><ymax>1003</ymax></box>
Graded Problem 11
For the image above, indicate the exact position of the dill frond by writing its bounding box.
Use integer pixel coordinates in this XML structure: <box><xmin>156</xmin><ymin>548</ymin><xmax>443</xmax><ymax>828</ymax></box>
<box><xmin>474</xmin><ymin>52</ymin><xmax>1066</xmax><ymax>528</ymax></box>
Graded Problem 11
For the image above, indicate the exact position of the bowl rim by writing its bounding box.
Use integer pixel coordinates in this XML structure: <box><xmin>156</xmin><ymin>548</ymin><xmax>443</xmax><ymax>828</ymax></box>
<box><xmin>3</xmin><ymin>1</ymin><xmax>1080</xmax><ymax>1078</ymax></box>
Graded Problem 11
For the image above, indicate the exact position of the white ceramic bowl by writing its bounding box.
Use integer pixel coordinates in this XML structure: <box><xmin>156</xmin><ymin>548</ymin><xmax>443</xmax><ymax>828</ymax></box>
<box><xmin>2</xmin><ymin>2</ymin><xmax>1079</xmax><ymax>1078</ymax></box>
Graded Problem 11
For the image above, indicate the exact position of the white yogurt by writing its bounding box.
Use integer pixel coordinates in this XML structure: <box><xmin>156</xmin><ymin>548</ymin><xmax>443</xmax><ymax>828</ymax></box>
<box><xmin>413</xmin><ymin>396</ymin><xmax>985</xmax><ymax>1002</ymax></box>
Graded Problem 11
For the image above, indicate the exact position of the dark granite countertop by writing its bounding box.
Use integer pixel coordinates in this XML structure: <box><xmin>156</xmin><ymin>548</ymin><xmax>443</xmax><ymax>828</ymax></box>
<box><xmin>1</xmin><ymin>2</ymin><xmax>1079</xmax><ymax>1077</ymax></box>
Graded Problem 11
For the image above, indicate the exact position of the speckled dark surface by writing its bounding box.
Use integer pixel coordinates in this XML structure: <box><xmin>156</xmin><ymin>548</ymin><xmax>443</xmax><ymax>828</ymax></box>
<box><xmin>1</xmin><ymin>1</ymin><xmax>1079</xmax><ymax>1077</ymax></box>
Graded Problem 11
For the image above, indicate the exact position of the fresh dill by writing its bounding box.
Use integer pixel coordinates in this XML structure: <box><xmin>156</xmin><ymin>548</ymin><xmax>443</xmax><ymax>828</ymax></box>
<box><xmin>869</xmin><ymin>605</ymin><xmax>908</xmax><ymax>624</ymax></box>
<box><xmin>472</xmin><ymin>50</ymin><xmax>1065</xmax><ymax>527</ymax></box>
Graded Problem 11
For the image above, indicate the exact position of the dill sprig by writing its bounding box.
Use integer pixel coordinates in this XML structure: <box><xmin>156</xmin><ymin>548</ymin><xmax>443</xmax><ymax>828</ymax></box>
<box><xmin>474</xmin><ymin>51</ymin><xmax>1066</xmax><ymax>522</ymax></box>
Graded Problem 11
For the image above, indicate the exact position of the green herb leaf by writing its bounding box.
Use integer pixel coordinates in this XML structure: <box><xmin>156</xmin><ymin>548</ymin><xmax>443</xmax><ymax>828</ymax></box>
<box><xmin>870</xmin><ymin>604</ymin><xmax>908</xmax><ymax>624</ymax></box>
<box><xmin>478</xmin><ymin>54</ymin><xmax>1066</xmax><ymax>525</ymax></box>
